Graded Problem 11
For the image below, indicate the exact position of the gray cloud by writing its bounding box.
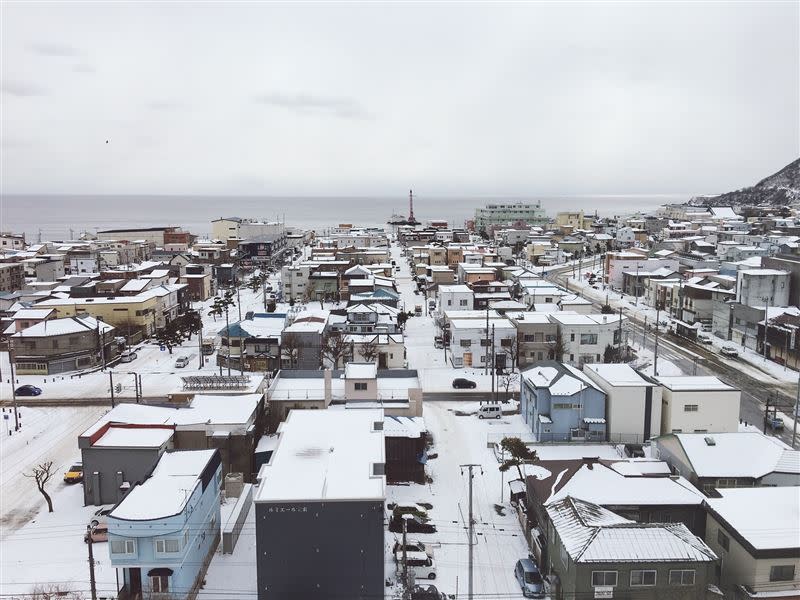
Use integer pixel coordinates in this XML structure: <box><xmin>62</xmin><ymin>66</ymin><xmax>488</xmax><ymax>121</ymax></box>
<box><xmin>1</xmin><ymin>80</ymin><xmax>47</xmax><ymax>97</ymax></box>
<box><xmin>72</xmin><ymin>63</ymin><xmax>95</xmax><ymax>73</ymax></box>
<box><xmin>28</xmin><ymin>41</ymin><xmax>80</xmax><ymax>57</ymax></box>
<box><xmin>254</xmin><ymin>92</ymin><xmax>370</xmax><ymax>119</ymax></box>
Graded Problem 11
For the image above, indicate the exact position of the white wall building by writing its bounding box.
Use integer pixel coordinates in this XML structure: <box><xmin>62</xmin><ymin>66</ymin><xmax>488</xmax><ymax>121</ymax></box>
<box><xmin>654</xmin><ymin>376</ymin><xmax>740</xmax><ymax>434</ymax></box>
<box><xmin>548</xmin><ymin>313</ymin><xmax>625</xmax><ymax>367</ymax></box>
<box><xmin>448</xmin><ymin>317</ymin><xmax>517</xmax><ymax>368</ymax></box>
<box><xmin>735</xmin><ymin>269</ymin><xmax>790</xmax><ymax>308</ymax></box>
<box><xmin>438</xmin><ymin>285</ymin><xmax>474</xmax><ymax>311</ymax></box>
<box><xmin>474</xmin><ymin>202</ymin><xmax>547</xmax><ymax>231</ymax></box>
<box><xmin>583</xmin><ymin>363</ymin><xmax>662</xmax><ymax>443</ymax></box>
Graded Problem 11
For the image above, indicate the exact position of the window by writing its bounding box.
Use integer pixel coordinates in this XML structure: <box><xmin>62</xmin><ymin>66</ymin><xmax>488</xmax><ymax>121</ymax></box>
<box><xmin>537</xmin><ymin>352</ymin><xmax>543</xmax><ymax>360</ymax></box>
<box><xmin>523</xmin><ymin>334</ymin><xmax>536</xmax><ymax>342</ymax></box>
<box><xmin>630</xmin><ymin>570</ymin><xmax>656</xmax><ymax>586</ymax></box>
<box><xmin>569</xmin><ymin>354</ymin><xmax>574</xmax><ymax>361</ymax></box>
<box><xmin>570</xmin><ymin>333</ymin><xmax>575</xmax><ymax>342</ymax></box>
<box><xmin>669</xmin><ymin>570</ymin><xmax>696</xmax><ymax>585</ymax></box>
<box><xmin>770</xmin><ymin>565</ymin><xmax>795</xmax><ymax>582</ymax></box>
<box><xmin>684</xmin><ymin>404</ymin><xmax>698</xmax><ymax>412</ymax></box>
<box><xmin>717</xmin><ymin>478</ymin><xmax>737</xmax><ymax>488</ymax></box>
<box><xmin>500</xmin><ymin>338</ymin><xmax>512</xmax><ymax>347</ymax></box>
<box><xmin>480</xmin><ymin>339</ymin><xmax>490</xmax><ymax>347</ymax></box>
<box><xmin>459</xmin><ymin>299</ymin><xmax>468</xmax><ymax>306</ymax></box>
<box><xmin>150</xmin><ymin>575</ymin><xmax>169</xmax><ymax>592</ymax></box>
<box><xmin>717</xmin><ymin>529</ymin><xmax>730</xmax><ymax>551</ymax></box>
<box><xmin>545</xmin><ymin>334</ymin><xmax>556</xmax><ymax>342</ymax></box>
<box><xmin>354</xmin><ymin>382</ymin><xmax>367</xmax><ymax>391</ymax></box>
<box><xmin>591</xmin><ymin>571</ymin><xmax>618</xmax><ymax>586</ymax></box>
<box><xmin>534</xmin><ymin>332</ymin><xmax>543</xmax><ymax>342</ymax></box>
<box><xmin>447</xmin><ymin>300</ymin><xmax>452</xmax><ymax>306</ymax></box>
<box><xmin>110</xmin><ymin>539</ymin><xmax>136</xmax><ymax>555</ymax></box>
<box><xmin>372</xmin><ymin>462</ymin><xmax>385</xmax><ymax>476</ymax></box>
<box><xmin>580</xmin><ymin>333</ymin><xmax>598</xmax><ymax>345</ymax></box>
<box><xmin>460</xmin><ymin>340</ymin><xmax>471</xmax><ymax>347</ymax></box>
<box><xmin>155</xmin><ymin>538</ymin><xmax>181</xmax><ymax>553</ymax></box>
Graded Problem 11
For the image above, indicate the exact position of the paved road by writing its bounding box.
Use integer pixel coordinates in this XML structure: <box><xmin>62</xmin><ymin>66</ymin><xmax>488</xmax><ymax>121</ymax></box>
<box><xmin>545</xmin><ymin>264</ymin><xmax>799</xmax><ymax>447</ymax></box>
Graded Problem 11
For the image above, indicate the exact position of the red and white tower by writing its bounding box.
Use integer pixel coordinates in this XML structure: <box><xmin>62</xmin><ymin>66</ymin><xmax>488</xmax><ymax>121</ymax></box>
<box><xmin>408</xmin><ymin>189</ymin><xmax>416</xmax><ymax>223</ymax></box>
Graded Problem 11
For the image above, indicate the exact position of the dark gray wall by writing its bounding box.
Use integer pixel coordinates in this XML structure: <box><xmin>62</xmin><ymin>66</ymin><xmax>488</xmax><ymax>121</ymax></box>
<box><xmin>81</xmin><ymin>446</ymin><xmax>162</xmax><ymax>506</ymax></box>
<box><xmin>256</xmin><ymin>499</ymin><xmax>384</xmax><ymax>600</ymax></box>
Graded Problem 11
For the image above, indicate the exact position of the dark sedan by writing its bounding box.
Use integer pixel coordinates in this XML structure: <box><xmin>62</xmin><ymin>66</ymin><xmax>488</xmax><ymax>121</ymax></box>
<box><xmin>389</xmin><ymin>515</ymin><xmax>437</xmax><ymax>534</ymax></box>
<box><xmin>452</xmin><ymin>378</ymin><xmax>477</xmax><ymax>389</ymax></box>
<box><xmin>15</xmin><ymin>385</ymin><xmax>42</xmax><ymax>396</ymax></box>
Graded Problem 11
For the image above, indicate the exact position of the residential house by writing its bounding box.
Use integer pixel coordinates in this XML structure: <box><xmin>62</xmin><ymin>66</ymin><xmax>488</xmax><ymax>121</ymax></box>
<box><xmin>583</xmin><ymin>363</ymin><xmax>662</xmax><ymax>444</ymax></box>
<box><xmin>511</xmin><ymin>312</ymin><xmax>558</xmax><ymax>368</ymax></box>
<box><xmin>107</xmin><ymin>449</ymin><xmax>222</xmax><ymax>600</ymax></box>
<box><xmin>549</xmin><ymin>312</ymin><xmax>625</xmax><ymax>367</ymax></box>
<box><xmin>448</xmin><ymin>317</ymin><xmax>517</xmax><ymax>369</ymax></box>
<box><xmin>520</xmin><ymin>361</ymin><xmax>607</xmax><ymax>442</ymax></box>
<box><xmin>544</xmin><ymin>497</ymin><xmax>718</xmax><ymax>599</ymax></box>
<box><xmin>4</xmin><ymin>307</ymin><xmax>55</xmax><ymax>333</ymax></box>
<box><xmin>255</xmin><ymin>409</ymin><xmax>385</xmax><ymax>600</ymax></box>
<box><xmin>438</xmin><ymin>284</ymin><xmax>474</xmax><ymax>311</ymax></box>
<box><xmin>383</xmin><ymin>415</ymin><xmax>427</xmax><ymax>484</ymax></box>
<box><xmin>280</xmin><ymin>310</ymin><xmax>328</xmax><ymax>369</ymax></box>
<box><xmin>471</xmin><ymin>280</ymin><xmax>512</xmax><ymax>309</ymax></box>
<box><xmin>10</xmin><ymin>315</ymin><xmax>116</xmax><ymax>375</ymax></box>
<box><xmin>651</xmin><ymin>376</ymin><xmax>740</xmax><ymax>434</ymax></box>
<box><xmin>736</xmin><ymin>269</ymin><xmax>790</xmax><ymax>307</ymax></box>
<box><xmin>704</xmin><ymin>487</ymin><xmax>799</xmax><ymax>599</ymax></box>
<box><xmin>652</xmin><ymin>432</ymin><xmax>800</xmax><ymax>495</ymax></box>
<box><xmin>217</xmin><ymin>313</ymin><xmax>287</xmax><ymax>372</ymax></box>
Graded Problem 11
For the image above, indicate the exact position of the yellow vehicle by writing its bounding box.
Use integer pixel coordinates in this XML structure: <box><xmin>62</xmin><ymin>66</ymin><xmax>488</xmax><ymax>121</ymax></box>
<box><xmin>64</xmin><ymin>462</ymin><xmax>83</xmax><ymax>484</ymax></box>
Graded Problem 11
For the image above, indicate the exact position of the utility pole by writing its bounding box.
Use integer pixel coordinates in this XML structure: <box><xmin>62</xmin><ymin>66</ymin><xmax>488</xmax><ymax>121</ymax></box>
<box><xmin>642</xmin><ymin>316</ymin><xmax>647</xmax><ymax>350</ymax></box>
<box><xmin>9</xmin><ymin>349</ymin><xmax>18</xmax><ymax>431</ymax></box>
<box><xmin>793</xmin><ymin>369</ymin><xmax>799</xmax><ymax>449</ymax></box>
<box><xmin>491</xmin><ymin>324</ymin><xmax>496</xmax><ymax>403</ymax></box>
<box><xmin>401</xmin><ymin>514</ymin><xmax>411</xmax><ymax>600</ymax></box>
<box><xmin>654</xmin><ymin>304</ymin><xmax>661</xmax><ymax>377</ymax></box>
<box><xmin>764</xmin><ymin>394</ymin><xmax>770</xmax><ymax>434</ymax></box>
<box><xmin>460</xmin><ymin>464</ymin><xmax>482</xmax><ymax>600</ymax></box>
<box><xmin>617</xmin><ymin>306</ymin><xmax>624</xmax><ymax>357</ymax></box>
<box><xmin>762</xmin><ymin>295</ymin><xmax>771</xmax><ymax>360</ymax></box>
<box><xmin>198</xmin><ymin>321</ymin><xmax>204</xmax><ymax>369</ymax></box>
<box><xmin>484</xmin><ymin>306</ymin><xmax>489</xmax><ymax>376</ymax></box>
<box><xmin>225</xmin><ymin>307</ymin><xmax>231</xmax><ymax>377</ymax></box>
<box><xmin>87</xmin><ymin>525</ymin><xmax>98</xmax><ymax>600</ymax></box>
<box><xmin>109</xmin><ymin>372</ymin><xmax>115</xmax><ymax>408</ymax></box>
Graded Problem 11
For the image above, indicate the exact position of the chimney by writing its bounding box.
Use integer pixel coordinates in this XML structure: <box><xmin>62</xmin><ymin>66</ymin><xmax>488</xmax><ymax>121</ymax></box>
<box><xmin>323</xmin><ymin>369</ymin><xmax>332</xmax><ymax>406</ymax></box>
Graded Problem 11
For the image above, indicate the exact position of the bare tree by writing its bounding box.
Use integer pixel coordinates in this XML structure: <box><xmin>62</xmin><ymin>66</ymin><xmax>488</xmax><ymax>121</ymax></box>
<box><xmin>23</xmin><ymin>585</ymin><xmax>84</xmax><ymax>599</ymax></box>
<box><xmin>321</xmin><ymin>331</ymin><xmax>349</xmax><ymax>369</ymax></box>
<box><xmin>501</xmin><ymin>335</ymin><xmax>521</xmax><ymax>372</ymax></box>
<box><xmin>357</xmin><ymin>336</ymin><xmax>379</xmax><ymax>363</ymax></box>
<box><xmin>280</xmin><ymin>332</ymin><xmax>302</xmax><ymax>369</ymax></box>
<box><xmin>23</xmin><ymin>461</ymin><xmax>55</xmax><ymax>513</ymax></box>
<box><xmin>498</xmin><ymin>372</ymin><xmax>520</xmax><ymax>401</ymax></box>
<box><xmin>551</xmin><ymin>328</ymin><xmax>566</xmax><ymax>362</ymax></box>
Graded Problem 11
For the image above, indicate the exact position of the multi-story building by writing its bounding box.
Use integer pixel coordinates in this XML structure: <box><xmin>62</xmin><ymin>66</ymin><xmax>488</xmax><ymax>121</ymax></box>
<box><xmin>474</xmin><ymin>202</ymin><xmax>547</xmax><ymax>232</ymax></box>
<box><xmin>97</xmin><ymin>226</ymin><xmax>190</xmax><ymax>247</ymax></box>
<box><xmin>736</xmin><ymin>268</ymin><xmax>790</xmax><ymax>307</ymax></box>
<box><xmin>548</xmin><ymin>312</ymin><xmax>625</xmax><ymax>367</ymax></box>
<box><xmin>107</xmin><ymin>449</ymin><xmax>222</xmax><ymax>600</ymax></box>
<box><xmin>0</xmin><ymin>232</ymin><xmax>25</xmax><ymax>251</ymax></box>
<box><xmin>211</xmin><ymin>217</ymin><xmax>284</xmax><ymax>243</ymax></box>
<box><xmin>448</xmin><ymin>317</ymin><xmax>517</xmax><ymax>368</ymax></box>
<box><xmin>0</xmin><ymin>262</ymin><xmax>24</xmax><ymax>292</ymax></box>
<box><xmin>511</xmin><ymin>312</ymin><xmax>558</xmax><ymax>367</ymax></box>
<box><xmin>652</xmin><ymin>376</ymin><xmax>740</xmax><ymax>434</ymax></box>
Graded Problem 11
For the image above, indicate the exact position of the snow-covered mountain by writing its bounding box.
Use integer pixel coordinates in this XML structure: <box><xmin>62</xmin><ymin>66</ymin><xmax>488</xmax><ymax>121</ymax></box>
<box><xmin>690</xmin><ymin>158</ymin><xmax>800</xmax><ymax>207</ymax></box>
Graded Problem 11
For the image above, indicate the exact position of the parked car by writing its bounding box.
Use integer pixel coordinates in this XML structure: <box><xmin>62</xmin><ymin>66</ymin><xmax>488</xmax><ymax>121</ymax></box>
<box><xmin>389</xmin><ymin>515</ymin><xmax>437</xmax><ymax>534</ymax></box>
<box><xmin>452</xmin><ymin>378</ymin><xmax>477</xmax><ymax>389</ymax></box>
<box><xmin>721</xmin><ymin>345</ymin><xmax>739</xmax><ymax>358</ymax></box>
<box><xmin>84</xmin><ymin>525</ymin><xmax>108</xmax><ymax>544</ymax></box>
<box><xmin>119</xmin><ymin>350</ymin><xmax>137</xmax><ymax>363</ymax></box>
<box><xmin>697</xmin><ymin>333</ymin><xmax>713</xmax><ymax>344</ymax></box>
<box><xmin>90</xmin><ymin>507</ymin><xmax>113</xmax><ymax>528</ymax></box>
<box><xmin>391</xmin><ymin>503</ymin><xmax>430</xmax><ymax>521</ymax></box>
<box><xmin>174</xmin><ymin>356</ymin><xmax>190</xmax><ymax>368</ymax></box>
<box><xmin>15</xmin><ymin>385</ymin><xmax>42</xmax><ymax>396</ymax></box>
<box><xmin>477</xmin><ymin>404</ymin><xmax>502</xmax><ymax>419</ymax></box>
<box><xmin>767</xmin><ymin>416</ymin><xmax>784</xmax><ymax>431</ymax></box>
<box><xmin>393</xmin><ymin>539</ymin><xmax>434</xmax><ymax>560</ymax></box>
<box><xmin>403</xmin><ymin>551</ymin><xmax>437</xmax><ymax>580</ymax></box>
<box><xmin>514</xmin><ymin>558</ymin><xmax>545</xmax><ymax>598</ymax></box>
<box><xmin>623</xmin><ymin>443</ymin><xmax>645</xmax><ymax>458</ymax></box>
<box><xmin>63</xmin><ymin>462</ymin><xmax>84</xmax><ymax>483</ymax></box>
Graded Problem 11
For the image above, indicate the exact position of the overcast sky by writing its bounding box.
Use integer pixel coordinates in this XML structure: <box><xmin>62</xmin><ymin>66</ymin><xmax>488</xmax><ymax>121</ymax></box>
<box><xmin>1</xmin><ymin>1</ymin><xmax>798</xmax><ymax>197</ymax></box>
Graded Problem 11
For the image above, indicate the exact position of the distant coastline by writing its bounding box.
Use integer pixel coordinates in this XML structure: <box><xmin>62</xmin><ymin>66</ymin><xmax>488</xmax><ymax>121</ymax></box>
<box><xmin>0</xmin><ymin>193</ymin><xmax>689</xmax><ymax>241</ymax></box>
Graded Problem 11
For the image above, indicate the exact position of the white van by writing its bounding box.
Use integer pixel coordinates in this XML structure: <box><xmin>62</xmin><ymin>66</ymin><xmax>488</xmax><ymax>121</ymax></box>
<box><xmin>477</xmin><ymin>404</ymin><xmax>502</xmax><ymax>420</ymax></box>
<box><xmin>402</xmin><ymin>551</ymin><xmax>437</xmax><ymax>580</ymax></box>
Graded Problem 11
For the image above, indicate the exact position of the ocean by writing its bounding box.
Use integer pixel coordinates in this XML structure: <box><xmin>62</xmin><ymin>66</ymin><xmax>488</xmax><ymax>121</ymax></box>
<box><xmin>0</xmin><ymin>194</ymin><xmax>687</xmax><ymax>241</ymax></box>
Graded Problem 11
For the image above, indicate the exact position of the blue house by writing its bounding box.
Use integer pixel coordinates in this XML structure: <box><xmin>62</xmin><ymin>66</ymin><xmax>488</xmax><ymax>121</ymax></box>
<box><xmin>107</xmin><ymin>449</ymin><xmax>222</xmax><ymax>599</ymax></box>
<box><xmin>520</xmin><ymin>361</ymin><xmax>607</xmax><ymax>442</ymax></box>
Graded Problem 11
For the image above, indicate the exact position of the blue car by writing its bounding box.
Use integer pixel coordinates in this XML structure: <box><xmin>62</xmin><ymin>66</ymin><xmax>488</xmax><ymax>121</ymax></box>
<box><xmin>15</xmin><ymin>385</ymin><xmax>42</xmax><ymax>396</ymax></box>
<box><xmin>514</xmin><ymin>558</ymin><xmax>545</xmax><ymax>598</ymax></box>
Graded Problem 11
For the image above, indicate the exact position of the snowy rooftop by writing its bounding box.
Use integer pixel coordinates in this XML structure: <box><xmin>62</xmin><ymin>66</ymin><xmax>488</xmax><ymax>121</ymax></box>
<box><xmin>256</xmin><ymin>409</ymin><xmax>385</xmax><ymax>503</ymax></box>
<box><xmin>93</xmin><ymin>425</ymin><xmax>174</xmax><ymax>448</ymax></box>
<box><xmin>110</xmin><ymin>449</ymin><xmax>218</xmax><ymax>520</ymax></box>
<box><xmin>450</xmin><ymin>318</ymin><xmax>515</xmax><ymax>331</ymax></box>
<box><xmin>12</xmin><ymin>315</ymin><xmax>114</xmax><ymax>338</ymax></box>
<box><xmin>383</xmin><ymin>416</ymin><xmax>426</xmax><ymax>438</ymax></box>
<box><xmin>653</xmin><ymin>376</ymin><xmax>735</xmax><ymax>392</ymax></box>
<box><xmin>80</xmin><ymin>394</ymin><xmax>262</xmax><ymax>437</ymax></box>
<box><xmin>546</xmin><ymin>497</ymin><xmax>716</xmax><ymax>564</ymax></box>
<box><xmin>522</xmin><ymin>362</ymin><xmax>602</xmax><ymax>396</ymax></box>
<box><xmin>10</xmin><ymin>308</ymin><xmax>54</xmax><ymax>320</ymax></box>
<box><xmin>584</xmin><ymin>364</ymin><xmax>654</xmax><ymax>387</ymax></box>
<box><xmin>706</xmin><ymin>487</ymin><xmax>800</xmax><ymax>550</ymax></box>
<box><xmin>345</xmin><ymin>362</ymin><xmax>378</xmax><ymax>379</ymax></box>
<box><xmin>665</xmin><ymin>432</ymin><xmax>800</xmax><ymax>478</ymax></box>
<box><xmin>548</xmin><ymin>313</ymin><xmax>623</xmax><ymax>327</ymax></box>
<box><xmin>510</xmin><ymin>312</ymin><xmax>552</xmax><ymax>324</ymax></box>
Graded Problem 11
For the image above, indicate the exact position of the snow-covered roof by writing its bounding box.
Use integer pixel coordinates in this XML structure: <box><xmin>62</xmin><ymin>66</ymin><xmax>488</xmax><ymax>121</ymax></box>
<box><xmin>345</xmin><ymin>362</ymin><xmax>377</xmax><ymax>379</ymax></box>
<box><xmin>110</xmin><ymin>449</ymin><xmax>219</xmax><ymax>520</ymax></box>
<box><xmin>9</xmin><ymin>308</ymin><xmax>54</xmax><ymax>320</ymax></box>
<box><xmin>81</xmin><ymin>394</ymin><xmax>262</xmax><ymax>437</ymax></box>
<box><xmin>706</xmin><ymin>487</ymin><xmax>800</xmax><ymax>551</ymax></box>
<box><xmin>255</xmin><ymin>434</ymin><xmax>279</xmax><ymax>454</ymax></box>
<box><xmin>383</xmin><ymin>416</ymin><xmax>426</xmax><ymax>438</ymax></box>
<box><xmin>522</xmin><ymin>362</ymin><xmax>602</xmax><ymax>396</ymax></box>
<box><xmin>92</xmin><ymin>425</ymin><xmax>174</xmax><ymax>448</ymax></box>
<box><xmin>546</xmin><ymin>497</ymin><xmax>716</xmax><ymax>564</ymax></box>
<box><xmin>653</xmin><ymin>376</ymin><xmax>735</xmax><ymax>392</ymax></box>
<box><xmin>255</xmin><ymin>409</ymin><xmax>385</xmax><ymax>503</ymax></box>
<box><xmin>665</xmin><ymin>432</ymin><xmax>800</xmax><ymax>478</ymax></box>
<box><xmin>583</xmin><ymin>364</ymin><xmax>655</xmax><ymax>387</ymax></box>
<box><xmin>120</xmin><ymin>279</ymin><xmax>150</xmax><ymax>292</ymax></box>
<box><xmin>12</xmin><ymin>315</ymin><xmax>114</xmax><ymax>338</ymax></box>
<box><xmin>450</xmin><ymin>318</ymin><xmax>515</xmax><ymax>331</ymax></box>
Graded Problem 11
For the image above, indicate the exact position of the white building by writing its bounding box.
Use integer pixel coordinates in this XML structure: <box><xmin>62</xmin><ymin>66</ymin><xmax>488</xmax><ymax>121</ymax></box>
<box><xmin>548</xmin><ymin>313</ymin><xmax>625</xmax><ymax>367</ymax></box>
<box><xmin>735</xmin><ymin>268</ymin><xmax>790</xmax><ymax>308</ymax></box>
<box><xmin>448</xmin><ymin>317</ymin><xmax>517</xmax><ymax>368</ymax></box>
<box><xmin>474</xmin><ymin>202</ymin><xmax>547</xmax><ymax>231</ymax></box>
<box><xmin>653</xmin><ymin>376</ymin><xmax>740</xmax><ymax>434</ymax></box>
<box><xmin>211</xmin><ymin>217</ymin><xmax>284</xmax><ymax>243</ymax></box>
<box><xmin>438</xmin><ymin>284</ymin><xmax>474</xmax><ymax>311</ymax></box>
<box><xmin>604</xmin><ymin>252</ymin><xmax>679</xmax><ymax>290</ymax></box>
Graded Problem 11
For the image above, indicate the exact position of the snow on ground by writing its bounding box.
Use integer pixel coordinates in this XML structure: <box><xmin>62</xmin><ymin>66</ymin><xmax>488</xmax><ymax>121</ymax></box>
<box><xmin>0</xmin><ymin>482</ymin><xmax>117</xmax><ymax>598</ymax></box>
<box><xmin>0</xmin><ymin>405</ymin><xmax>108</xmax><ymax>532</ymax></box>
<box><xmin>384</xmin><ymin>402</ymin><xmax>534</xmax><ymax>599</ymax></box>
